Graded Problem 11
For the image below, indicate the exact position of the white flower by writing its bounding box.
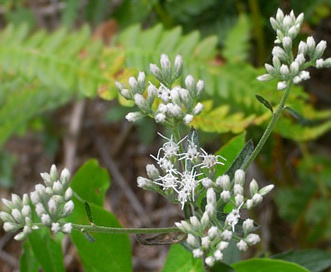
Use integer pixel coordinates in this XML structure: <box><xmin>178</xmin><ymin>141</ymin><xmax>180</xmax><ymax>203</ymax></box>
<box><xmin>193</xmin><ymin>248</ymin><xmax>203</xmax><ymax>258</ymax></box>
<box><xmin>183</xmin><ymin>114</ymin><xmax>194</xmax><ymax>124</ymax></box>
<box><xmin>205</xmin><ymin>256</ymin><xmax>215</xmax><ymax>267</ymax></box>
<box><xmin>51</xmin><ymin>223</ymin><xmax>60</xmax><ymax>233</ymax></box>
<box><xmin>245</xmin><ymin>233</ymin><xmax>261</xmax><ymax>245</ymax></box>
<box><xmin>154</xmin><ymin>113</ymin><xmax>166</xmax><ymax>123</ymax></box>
<box><xmin>62</xmin><ymin>223</ymin><xmax>73</xmax><ymax>234</ymax></box>
<box><xmin>214</xmin><ymin>250</ymin><xmax>223</xmax><ymax>261</ymax></box>
<box><xmin>237</xmin><ymin>239</ymin><xmax>248</xmax><ymax>251</ymax></box>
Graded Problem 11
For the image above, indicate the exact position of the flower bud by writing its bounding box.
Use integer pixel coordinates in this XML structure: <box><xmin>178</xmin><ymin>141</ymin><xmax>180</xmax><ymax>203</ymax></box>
<box><xmin>245</xmin><ymin>233</ymin><xmax>261</xmax><ymax>245</ymax></box>
<box><xmin>14</xmin><ymin>232</ymin><xmax>27</xmax><ymax>241</ymax></box>
<box><xmin>187</xmin><ymin>234</ymin><xmax>199</xmax><ymax>247</ymax></box>
<box><xmin>3</xmin><ymin>222</ymin><xmax>19</xmax><ymax>232</ymax></box>
<box><xmin>214</xmin><ymin>250</ymin><xmax>223</xmax><ymax>261</ymax></box>
<box><xmin>243</xmin><ymin>218</ymin><xmax>254</xmax><ymax>233</ymax></box>
<box><xmin>174</xmin><ymin>55</ymin><xmax>183</xmax><ymax>79</ymax></box>
<box><xmin>275</xmin><ymin>8</ymin><xmax>284</xmax><ymax>23</ymax></box>
<box><xmin>234</xmin><ymin>169</ymin><xmax>245</xmax><ymax>185</ymax></box>
<box><xmin>237</xmin><ymin>239</ymin><xmax>248</xmax><ymax>251</ymax></box>
<box><xmin>220</xmin><ymin>190</ymin><xmax>231</xmax><ymax>202</ymax></box>
<box><xmin>185</xmin><ymin>75</ymin><xmax>195</xmax><ymax>93</ymax></box>
<box><xmin>216</xmin><ymin>175</ymin><xmax>230</xmax><ymax>189</ymax></box>
<box><xmin>282</xmin><ymin>36</ymin><xmax>292</xmax><ymax>51</ymax></box>
<box><xmin>62</xmin><ymin>223</ymin><xmax>73</xmax><ymax>234</ymax></box>
<box><xmin>314</xmin><ymin>40</ymin><xmax>327</xmax><ymax>59</ymax></box>
<box><xmin>154</xmin><ymin>113</ymin><xmax>166</xmax><ymax>123</ymax></box>
<box><xmin>277</xmin><ymin>81</ymin><xmax>287</xmax><ymax>90</ymax></box>
<box><xmin>183</xmin><ymin>114</ymin><xmax>193</xmax><ymax>124</ymax></box>
<box><xmin>193</xmin><ymin>102</ymin><xmax>204</xmax><ymax>115</ymax></box>
<box><xmin>249</xmin><ymin>179</ymin><xmax>259</xmax><ymax>196</ymax></box>
<box><xmin>307</xmin><ymin>37</ymin><xmax>316</xmax><ymax>55</ymax></box>
<box><xmin>62</xmin><ymin>200</ymin><xmax>74</xmax><ymax>217</ymax></box>
<box><xmin>149</xmin><ymin>63</ymin><xmax>161</xmax><ymax>79</ymax></box>
<box><xmin>125</xmin><ymin>112</ymin><xmax>142</xmax><ymax>122</ymax></box>
<box><xmin>234</xmin><ymin>184</ymin><xmax>243</xmax><ymax>195</ymax></box>
<box><xmin>196</xmin><ymin>80</ymin><xmax>204</xmax><ymax>96</ymax></box>
<box><xmin>137</xmin><ymin>72</ymin><xmax>146</xmax><ymax>92</ymax></box>
<box><xmin>235</xmin><ymin>194</ymin><xmax>244</xmax><ymax>207</ymax></box>
<box><xmin>201</xmin><ymin>236</ymin><xmax>211</xmax><ymax>248</ymax></box>
<box><xmin>259</xmin><ymin>184</ymin><xmax>274</xmax><ymax>196</ymax></box>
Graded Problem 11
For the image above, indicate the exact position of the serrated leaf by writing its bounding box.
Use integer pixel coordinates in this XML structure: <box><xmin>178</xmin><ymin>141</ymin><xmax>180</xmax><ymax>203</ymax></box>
<box><xmin>256</xmin><ymin>94</ymin><xmax>273</xmax><ymax>113</ymax></box>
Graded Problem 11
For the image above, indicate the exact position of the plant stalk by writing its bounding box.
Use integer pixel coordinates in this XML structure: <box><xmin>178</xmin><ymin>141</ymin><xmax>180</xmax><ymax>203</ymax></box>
<box><xmin>243</xmin><ymin>82</ymin><xmax>292</xmax><ymax>170</ymax></box>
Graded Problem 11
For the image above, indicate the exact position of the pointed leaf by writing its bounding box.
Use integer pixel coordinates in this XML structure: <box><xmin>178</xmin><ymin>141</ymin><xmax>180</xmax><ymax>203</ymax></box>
<box><xmin>256</xmin><ymin>94</ymin><xmax>273</xmax><ymax>113</ymax></box>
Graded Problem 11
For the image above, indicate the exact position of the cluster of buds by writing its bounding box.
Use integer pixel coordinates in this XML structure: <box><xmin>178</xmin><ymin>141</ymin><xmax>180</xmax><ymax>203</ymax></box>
<box><xmin>137</xmin><ymin>131</ymin><xmax>225</xmax><ymax>208</ymax></box>
<box><xmin>176</xmin><ymin>170</ymin><xmax>274</xmax><ymax>267</ymax></box>
<box><xmin>0</xmin><ymin>165</ymin><xmax>74</xmax><ymax>240</ymax></box>
<box><xmin>116</xmin><ymin>54</ymin><xmax>204</xmax><ymax>125</ymax></box>
<box><xmin>258</xmin><ymin>9</ymin><xmax>331</xmax><ymax>90</ymax></box>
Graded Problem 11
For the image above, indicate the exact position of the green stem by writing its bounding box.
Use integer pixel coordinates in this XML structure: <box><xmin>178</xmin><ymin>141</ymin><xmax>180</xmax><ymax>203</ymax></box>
<box><xmin>242</xmin><ymin>82</ymin><xmax>292</xmax><ymax>170</ymax></box>
<box><xmin>71</xmin><ymin>223</ymin><xmax>180</xmax><ymax>235</ymax></box>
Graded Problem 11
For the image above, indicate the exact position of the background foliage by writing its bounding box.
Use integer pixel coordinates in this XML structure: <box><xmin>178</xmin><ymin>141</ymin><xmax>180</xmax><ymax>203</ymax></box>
<box><xmin>1</xmin><ymin>0</ymin><xmax>331</xmax><ymax>271</ymax></box>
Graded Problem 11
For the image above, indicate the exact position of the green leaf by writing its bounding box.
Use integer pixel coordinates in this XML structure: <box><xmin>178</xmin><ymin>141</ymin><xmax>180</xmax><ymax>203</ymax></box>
<box><xmin>285</xmin><ymin>106</ymin><xmax>303</xmax><ymax>120</ymax></box>
<box><xmin>232</xmin><ymin>258</ymin><xmax>310</xmax><ymax>272</ymax></box>
<box><xmin>271</xmin><ymin>249</ymin><xmax>331</xmax><ymax>272</ymax></box>
<box><xmin>68</xmin><ymin>159</ymin><xmax>132</xmax><ymax>272</ymax></box>
<box><xmin>28</xmin><ymin>228</ymin><xmax>65</xmax><ymax>272</ymax></box>
<box><xmin>70</xmin><ymin>159</ymin><xmax>110</xmax><ymax>206</ymax></box>
<box><xmin>20</xmin><ymin>240</ymin><xmax>39</xmax><ymax>272</ymax></box>
<box><xmin>162</xmin><ymin>244</ymin><xmax>204</xmax><ymax>272</ymax></box>
<box><xmin>225</xmin><ymin>139</ymin><xmax>254</xmax><ymax>176</ymax></box>
<box><xmin>215</xmin><ymin>132</ymin><xmax>246</xmax><ymax>176</ymax></box>
<box><xmin>256</xmin><ymin>94</ymin><xmax>273</xmax><ymax>113</ymax></box>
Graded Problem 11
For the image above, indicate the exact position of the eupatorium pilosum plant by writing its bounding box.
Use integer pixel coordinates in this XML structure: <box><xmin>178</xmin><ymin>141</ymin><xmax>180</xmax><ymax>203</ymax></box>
<box><xmin>1</xmin><ymin>8</ymin><xmax>330</xmax><ymax>271</ymax></box>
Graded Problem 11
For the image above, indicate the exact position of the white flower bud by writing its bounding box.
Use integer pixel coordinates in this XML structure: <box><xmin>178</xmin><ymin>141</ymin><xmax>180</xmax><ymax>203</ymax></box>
<box><xmin>125</xmin><ymin>112</ymin><xmax>142</xmax><ymax>122</ymax></box>
<box><xmin>193</xmin><ymin>248</ymin><xmax>203</xmax><ymax>258</ymax></box>
<box><xmin>60</xmin><ymin>168</ymin><xmax>70</xmax><ymax>184</ymax></box>
<box><xmin>218</xmin><ymin>241</ymin><xmax>229</xmax><ymax>250</ymax></box>
<box><xmin>41</xmin><ymin>214</ymin><xmax>51</xmax><ymax>226</ymax></box>
<box><xmin>237</xmin><ymin>239</ymin><xmax>248</xmax><ymax>251</ymax></box>
<box><xmin>202</xmin><ymin>177</ymin><xmax>212</xmax><ymax>188</ymax></box>
<box><xmin>35</xmin><ymin>203</ymin><xmax>46</xmax><ymax>217</ymax></box>
<box><xmin>257</xmin><ymin>74</ymin><xmax>273</xmax><ymax>81</ymax></box>
<box><xmin>307</xmin><ymin>37</ymin><xmax>316</xmax><ymax>54</ymax></box>
<box><xmin>200</xmin><ymin>212</ymin><xmax>209</xmax><ymax>228</ymax></box>
<box><xmin>299</xmin><ymin>70</ymin><xmax>310</xmax><ymax>81</ymax></box>
<box><xmin>270</xmin><ymin>17</ymin><xmax>279</xmax><ymax>31</ymax></box>
<box><xmin>234</xmin><ymin>184</ymin><xmax>243</xmax><ymax>195</ymax></box>
<box><xmin>234</xmin><ymin>169</ymin><xmax>245</xmax><ymax>185</ymax></box>
<box><xmin>220</xmin><ymin>229</ymin><xmax>232</xmax><ymax>240</ymax></box>
<box><xmin>149</xmin><ymin>63</ymin><xmax>161</xmax><ymax>78</ymax></box>
<box><xmin>246</xmin><ymin>199</ymin><xmax>254</xmax><ymax>209</ymax></box>
<box><xmin>259</xmin><ymin>184</ymin><xmax>274</xmax><ymax>196</ymax></box>
<box><xmin>214</xmin><ymin>250</ymin><xmax>223</xmax><ymax>261</ymax></box>
<box><xmin>205</xmin><ymin>256</ymin><xmax>215</xmax><ymax>267</ymax></box>
<box><xmin>115</xmin><ymin>81</ymin><xmax>124</xmax><ymax>91</ymax></box>
<box><xmin>41</xmin><ymin>172</ymin><xmax>52</xmax><ymax>187</ymax></box>
<box><xmin>276</xmin><ymin>8</ymin><xmax>284</xmax><ymax>23</ymax></box>
<box><xmin>265</xmin><ymin>63</ymin><xmax>276</xmax><ymax>75</ymax></box>
<box><xmin>53</xmin><ymin>181</ymin><xmax>62</xmax><ymax>194</ymax></box>
<box><xmin>189</xmin><ymin>216</ymin><xmax>200</xmax><ymax>229</ymax></box>
<box><xmin>290</xmin><ymin>61</ymin><xmax>299</xmax><ymax>74</ymax></box>
<box><xmin>216</xmin><ymin>175</ymin><xmax>230</xmax><ymax>189</ymax></box>
<box><xmin>48</xmin><ymin>198</ymin><xmax>57</xmax><ymax>214</ymax></box>
<box><xmin>206</xmin><ymin>188</ymin><xmax>216</xmax><ymax>205</ymax></box>
<box><xmin>137</xmin><ymin>72</ymin><xmax>146</xmax><ymax>91</ymax></box>
<box><xmin>193</xmin><ymin>102</ymin><xmax>204</xmax><ymax>115</ymax></box>
<box><xmin>119</xmin><ymin>88</ymin><xmax>131</xmax><ymax>100</ymax></box>
<box><xmin>146</xmin><ymin>164</ymin><xmax>159</xmax><ymax>179</ymax></box>
<box><xmin>245</xmin><ymin>233</ymin><xmax>261</xmax><ymax>245</ymax></box>
<box><xmin>185</xmin><ymin>75</ymin><xmax>195</xmax><ymax>91</ymax></box>
<box><xmin>314</xmin><ymin>40</ymin><xmax>327</xmax><ymax>59</ymax></box>
<box><xmin>21</xmin><ymin>205</ymin><xmax>31</xmax><ymax>217</ymax></box>
<box><xmin>280</xmin><ymin>64</ymin><xmax>289</xmax><ymax>77</ymax></box>
<box><xmin>235</xmin><ymin>194</ymin><xmax>244</xmax><ymax>207</ymax></box>
<box><xmin>196</xmin><ymin>80</ymin><xmax>204</xmax><ymax>96</ymax></box>
<box><xmin>277</xmin><ymin>81</ymin><xmax>287</xmax><ymax>90</ymax></box>
<box><xmin>14</xmin><ymin>232</ymin><xmax>27</xmax><ymax>241</ymax></box>
<box><xmin>129</xmin><ymin>76</ymin><xmax>138</xmax><ymax>93</ymax></box>
<box><xmin>252</xmin><ymin>193</ymin><xmax>263</xmax><ymax>205</ymax></box>
<box><xmin>183</xmin><ymin>114</ymin><xmax>193</xmax><ymax>124</ymax></box>
<box><xmin>160</xmin><ymin>54</ymin><xmax>171</xmax><ymax>70</ymax></box>
<box><xmin>272</xmin><ymin>56</ymin><xmax>281</xmax><ymax>70</ymax></box>
<box><xmin>175</xmin><ymin>220</ymin><xmax>191</xmax><ymax>233</ymax></box>
<box><xmin>282</xmin><ymin>36</ymin><xmax>292</xmax><ymax>51</ymax></box>
<box><xmin>4</xmin><ymin>222</ymin><xmax>19</xmax><ymax>232</ymax></box>
<box><xmin>296</xmin><ymin>13</ymin><xmax>304</xmax><ymax>25</ymax></box>
<box><xmin>205</xmin><ymin>203</ymin><xmax>215</xmax><ymax>217</ymax></box>
<box><xmin>187</xmin><ymin>234</ymin><xmax>199</xmax><ymax>247</ymax></box>
<box><xmin>155</xmin><ymin>113</ymin><xmax>166</xmax><ymax>123</ymax></box>
<box><xmin>295</xmin><ymin>53</ymin><xmax>306</xmax><ymax>65</ymax></box>
<box><xmin>170</xmin><ymin>104</ymin><xmax>182</xmax><ymax>118</ymax></box>
<box><xmin>243</xmin><ymin>218</ymin><xmax>254</xmax><ymax>233</ymax></box>
<box><xmin>134</xmin><ymin>93</ymin><xmax>148</xmax><ymax>111</ymax></box>
<box><xmin>174</xmin><ymin>55</ymin><xmax>183</xmax><ymax>78</ymax></box>
<box><xmin>316</xmin><ymin>59</ymin><xmax>324</xmax><ymax>68</ymax></box>
<box><xmin>249</xmin><ymin>179</ymin><xmax>259</xmax><ymax>196</ymax></box>
<box><xmin>11</xmin><ymin>209</ymin><xmax>23</xmax><ymax>223</ymax></box>
<box><xmin>293</xmin><ymin>76</ymin><xmax>301</xmax><ymax>84</ymax></box>
<box><xmin>64</xmin><ymin>187</ymin><xmax>73</xmax><ymax>201</ymax></box>
<box><xmin>288</xmin><ymin>25</ymin><xmax>299</xmax><ymax>39</ymax></box>
<box><xmin>147</xmin><ymin>83</ymin><xmax>157</xmax><ymax>104</ymax></box>
<box><xmin>50</xmin><ymin>165</ymin><xmax>57</xmax><ymax>181</ymax></box>
<box><xmin>0</xmin><ymin>211</ymin><xmax>12</xmax><ymax>222</ymax></box>
<box><xmin>51</xmin><ymin>222</ymin><xmax>60</xmax><ymax>233</ymax></box>
<box><xmin>62</xmin><ymin>200</ymin><xmax>74</xmax><ymax>217</ymax></box>
<box><xmin>220</xmin><ymin>190</ymin><xmax>231</xmax><ymax>202</ymax></box>
<box><xmin>62</xmin><ymin>223</ymin><xmax>73</xmax><ymax>234</ymax></box>
<box><xmin>201</xmin><ymin>236</ymin><xmax>210</xmax><ymax>248</ymax></box>
<box><xmin>323</xmin><ymin>57</ymin><xmax>331</xmax><ymax>67</ymax></box>
<box><xmin>283</xmin><ymin>15</ymin><xmax>293</xmax><ymax>29</ymax></box>
<box><xmin>208</xmin><ymin>226</ymin><xmax>219</xmax><ymax>239</ymax></box>
<box><xmin>137</xmin><ymin>176</ymin><xmax>151</xmax><ymax>188</ymax></box>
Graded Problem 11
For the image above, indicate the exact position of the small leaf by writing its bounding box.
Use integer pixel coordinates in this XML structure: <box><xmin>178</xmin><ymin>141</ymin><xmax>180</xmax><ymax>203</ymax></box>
<box><xmin>83</xmin><ymin>230</ymin><xmax>96</xmax><ymax>243</ymax></box>
<box><xmin>225</xmin><ymin>139</ymin><xmax>254</xmax><ymax>176</ymax></box>
<box><xmin>84</xmin><ymin>201</ymin><xmax>94</xmax><ymax>224</ymax></box>
<box><xmin>256</xmin><ymin>94</ymin><xmax>273</xmax><ymax>113</ymax></box>
<box><xmin>285</xmin><ymin>106</ymin><xmax>303</xmax><ymax>120</ymax></box>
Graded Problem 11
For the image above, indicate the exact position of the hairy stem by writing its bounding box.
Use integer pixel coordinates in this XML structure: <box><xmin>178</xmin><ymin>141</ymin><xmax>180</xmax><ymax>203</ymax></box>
<box><xmin>243</xmin><ymin>82</ymin><xmax>292</xmax><ymax>170</ymax></box>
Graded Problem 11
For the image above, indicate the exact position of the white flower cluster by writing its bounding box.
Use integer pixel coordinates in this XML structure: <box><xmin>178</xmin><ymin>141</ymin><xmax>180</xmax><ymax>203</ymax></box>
<box><xmin>258</xmin><ymin>9</ymin><xmax>331</xmax><ymax>90</ymax></box>
<box><xmin>116</xmin><ymin>54</ymin><xmax>204</xmax><ymax>125</ymax></box>
<box><xmin>0</xmin><ymin>165</ymin><xmax>74</xmax><ymax>240</ymax></box>
<box><xmin>137</xmin><ymin>133</ymin><xmax>225</xmax><ymax>208</ymax></box>
<box><xmin>175</xmin><ymin>170</ymin><xmax>274</xmax><ymax>267</ymax></box>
